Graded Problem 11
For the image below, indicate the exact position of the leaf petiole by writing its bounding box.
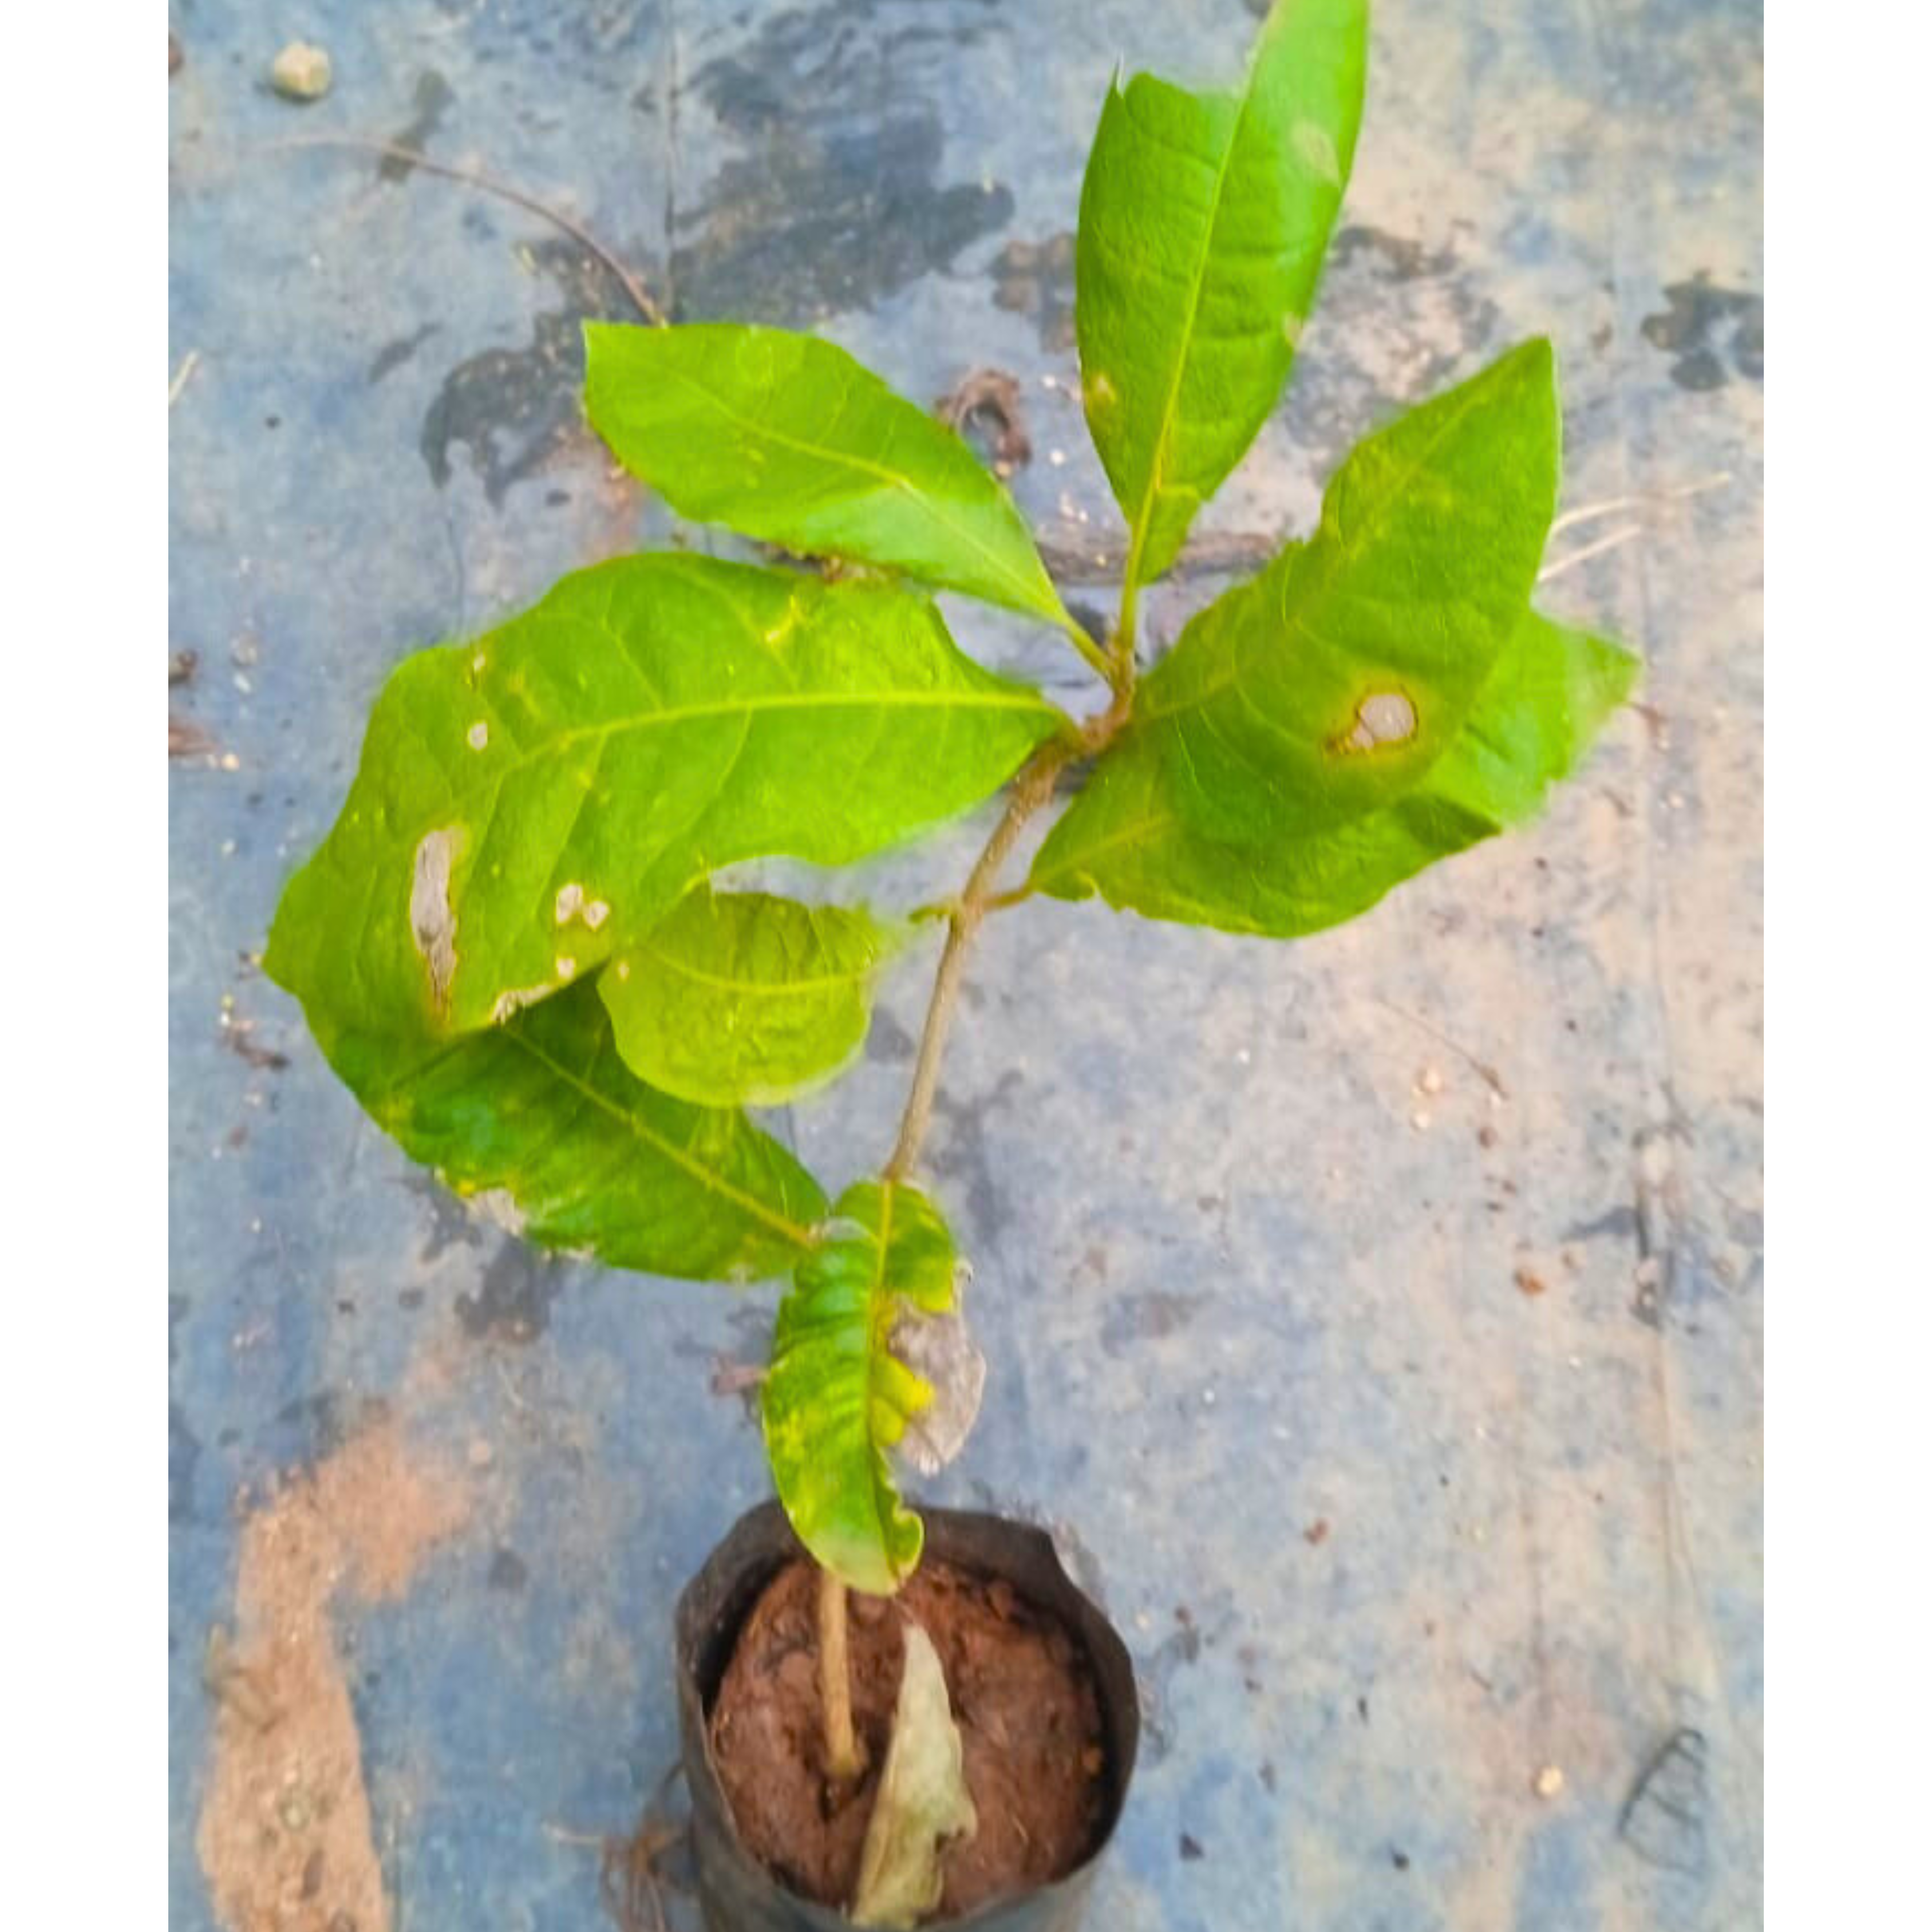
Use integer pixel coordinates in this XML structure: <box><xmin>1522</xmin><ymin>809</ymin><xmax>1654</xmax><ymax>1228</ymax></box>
<box><xmin>1054</xmin><ymin>608</ymin><xmax>1120</xmax><ymax>686</ymax></box>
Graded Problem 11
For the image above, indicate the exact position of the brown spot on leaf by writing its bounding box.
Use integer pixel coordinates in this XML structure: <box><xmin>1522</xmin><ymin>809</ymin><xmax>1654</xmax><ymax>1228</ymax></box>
<box><xmin>893</xmin><ymin>1296</ymin><xmax>986</xmax><ymax>1476</ymax></box>
<box><xmin>1340</xmin><ymin>690</ymin><xmax>1418</xmax><ymax>752</ymax></box>
<box><xmin>409</xmin><ymin>828</ymin><xmax>463</xmax><ymax>1011</ymax></box>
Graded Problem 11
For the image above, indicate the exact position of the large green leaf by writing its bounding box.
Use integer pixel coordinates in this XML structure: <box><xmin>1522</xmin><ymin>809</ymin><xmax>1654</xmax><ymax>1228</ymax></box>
<box><xmin>1078</xmin><ymin>0</ymin><xmax>1368</xmax><ymax>590</ymax></box>
<box><xmin>599</xmin><ymin>889</ymin><xmax>898</xmax><ymax>1108</ymax></box>
<box><xmin>1032</xmin><ymin>337</ymin><xmax>1562</xmax><ymax>924</ymax></box>
<box><xmin>584</xmin><ymin>322</ymin><xmax>1072</xmax><ymax>629</ymax></box>
<box><xmin>1029</xmin><ymin>607</ymin><xmax>1636</xmax><ymax>935</ymax></box>
<box><xmin>305</xmin><ymin>977</ymin><xmax>828</xmax><ymax>1283</ymax></box>
<box><xmin>761</xmin><ymin>1181</ymin><xmax>958</xmax><ymax>1595</ymax></box>
<box><xmin>266</xmin><ymin>554</ymin><xmax>1065</xmax><ymax>1048</ymax></box>
<box><xmin>1107</xmin><ymin>340</ymin><xmax>1559</xmax><ymax>854</ymax></box>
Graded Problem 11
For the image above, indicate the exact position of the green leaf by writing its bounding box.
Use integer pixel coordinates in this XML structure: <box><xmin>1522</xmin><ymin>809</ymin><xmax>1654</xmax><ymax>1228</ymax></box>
<box><xmin>1030</xmin><ymin>338</ymin><xmax>1564</xmax><ymax>928</ymax></box>
<box><xmin>265</xmin><ymin>553</ymin><xmax>1065</xmax><ymax>1048</ymax></box>
<box><xmin>303</xmin><ymin>978</ymin><xmax>828</xmax><ymax>1283</ymax></box>
<box><xmin>1030</xmin><ymin>606</ymin><xmax>1635</xmax><ymax>937</ymax></box>
<box><xmin>762</xmin><ymin>1181</ymin><xmax>958</xmax><ymax>1595</ymax></box>
<box><xmin>1078</xmin><ymin>0</ymin><xmax>1368</xmax><ymax>589</ymax></box>
<box><xmin>584</xmin><ymin>322</ymin><xmax>1072</xmax><ymax>628</ymax></box>
<box><xmin>1108</xmin><ymin>340</ymin><xmax>1559</xmax><ymax>854</ymax></box>
<box><xmin>599</xmin><ymin>890</ymin><xmax>898</xmax><ymax>1108</ymax></box>
<box><xmin>851</xmin><ymin>1623</ymin><xmax>978</xmax><ymax>1929</ymax></box>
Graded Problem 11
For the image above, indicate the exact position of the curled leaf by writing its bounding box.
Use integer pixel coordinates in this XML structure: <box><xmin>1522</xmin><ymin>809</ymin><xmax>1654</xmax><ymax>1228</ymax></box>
<box><xmin>761</xmin><ymin>1182</ymin><xmax>961</xmax><ymax>1594</ymax></box>
<box><xmin>892</xmin><ymin>1288</ymin><xmax>986</xmax><ymax>1479</ymax></box>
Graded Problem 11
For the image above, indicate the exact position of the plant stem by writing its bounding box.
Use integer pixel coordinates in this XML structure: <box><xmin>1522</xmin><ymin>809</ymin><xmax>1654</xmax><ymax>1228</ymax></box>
<box><xmin>817</xmin><ymin>1566</ymin><xmax>866</xmax><ymax>1781</ymax></box>
<box><xmin>883</xmin><ymin>753</ymin><xmax>1062</xmax><ymax>1181</ymax></box>
<box><xmin>884</xmin><ymin>688</ymin><xmax>1131</xmax><ymax>1183</ymax></box>
<box><xmin>816</xmin><ymin>680</ymin><xmax>1131</xmax><ymax>1796</ymax></box>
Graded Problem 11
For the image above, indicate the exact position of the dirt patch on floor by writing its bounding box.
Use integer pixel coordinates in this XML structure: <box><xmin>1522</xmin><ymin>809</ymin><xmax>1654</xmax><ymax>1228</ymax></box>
<box><xmin>196</xmin><ymin>1419</ymin><xmax>468</xmax><ymax>1932</ymax></box>
<box><xmin>710</xmin><ymin>1558</ymin><xmax>1104</xmax><ymax>1919</ymax></box>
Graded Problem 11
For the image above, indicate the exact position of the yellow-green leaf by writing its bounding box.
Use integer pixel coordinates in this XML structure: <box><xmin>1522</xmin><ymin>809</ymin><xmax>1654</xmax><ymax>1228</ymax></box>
<box><xmin>265</xmin><ymin>554</ymin><xmax>1064</xmax><ymax>1049</ymax></box>
<box><xmin>1031</xmin><ymin>607</ymin><xmax>1635</xmax><ymax>936</ymax></box>
<box><xmin>1029</xmin><ymin>341</ymin><xmax>1574</xmax><ymax>933</ymax></box>
<box><xmin>600</xmin><ymin>890</ymin><xmax>898</xmax><ymax>1108</ymax></box>
<box><xmin>303</xmin><ymin>978</ymin><xmax>827</xmax><ymax>1283</ymax></box>
<box><xmin>1120</xmin><ymin>340</ymin><xmax>1559</xmax><ymax>852</ymax></box>
<box><xmin>1078</xmin><ymin>0</ymin><xmax>1368</xmax><ymax>590</ymax></box>
<box><xmin>761</xmin><ymin>1182</ymin><xmax>958</xmax><ymax>1595</ymax></box>
<box><xmin>585</xmin><ymin>322</ymin><xmax>1072</xmax><ymax>628</ymax></box>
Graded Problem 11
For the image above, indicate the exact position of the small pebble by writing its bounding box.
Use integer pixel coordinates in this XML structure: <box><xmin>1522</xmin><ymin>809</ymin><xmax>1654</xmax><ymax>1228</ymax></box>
<box><xmin>270</xmin><ymin>41</ymin><xmax>333</xmax><ymax>102</ymax></box>
<box><xmin>1409</xmin><ymin>1109</ymin><xmax>1432</xmax><ymax>1132</ymax></box>
<box><xmin>1533</xmin><ymin>1764</ymin><xmax>1565</xmax><ymax>1800</ymax></box>
<box><xmin>1416</xmin><ymin>1065</ymin><xmax>1444</xmax><ymax>1096</ymax></box>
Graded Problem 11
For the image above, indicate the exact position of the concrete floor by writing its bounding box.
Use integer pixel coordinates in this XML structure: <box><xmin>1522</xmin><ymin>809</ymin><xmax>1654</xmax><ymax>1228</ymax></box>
<box><xmin>169</xmin><ymin>2</ymin><xmax>1763</xmax><ymax>1926</ymax></box>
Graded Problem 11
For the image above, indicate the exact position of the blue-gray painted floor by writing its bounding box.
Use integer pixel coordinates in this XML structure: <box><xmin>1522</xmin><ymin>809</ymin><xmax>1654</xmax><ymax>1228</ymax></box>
<box><xmin>169</xmin><ymin>3</ymin><xmax>1763</xmax><ymax>1927</ymax></box>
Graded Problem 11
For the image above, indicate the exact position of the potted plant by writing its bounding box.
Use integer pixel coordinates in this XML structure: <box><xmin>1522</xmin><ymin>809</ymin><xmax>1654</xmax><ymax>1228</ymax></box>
<box><xmin>264</xmin><ymin>1</ymin><xmax>1634</xmax><ymax>1924</ymax></box>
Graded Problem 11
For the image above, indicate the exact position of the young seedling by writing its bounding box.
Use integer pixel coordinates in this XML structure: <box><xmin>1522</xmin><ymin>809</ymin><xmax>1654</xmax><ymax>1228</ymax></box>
<box><xmin>266</xmin><ymin>0</ymin><xmax>1633</xmax><ymax>1915</ymax></box>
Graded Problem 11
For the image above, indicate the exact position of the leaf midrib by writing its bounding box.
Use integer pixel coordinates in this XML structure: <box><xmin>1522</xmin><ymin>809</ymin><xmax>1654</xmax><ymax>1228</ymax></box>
<box><xmin>1121</xmin><ymin>74</ymin><xmax>1257</xmax><ymax>595</ymax></box>
<box><xmin>436</xmin><ymin>683</ymin><xmax>1053</xmax><ymax>821</ymax></box>
<box><xmin>505</xmin><ymin>1025</ymin><xmax>821</xmax><ymax>1249</ymax></box>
